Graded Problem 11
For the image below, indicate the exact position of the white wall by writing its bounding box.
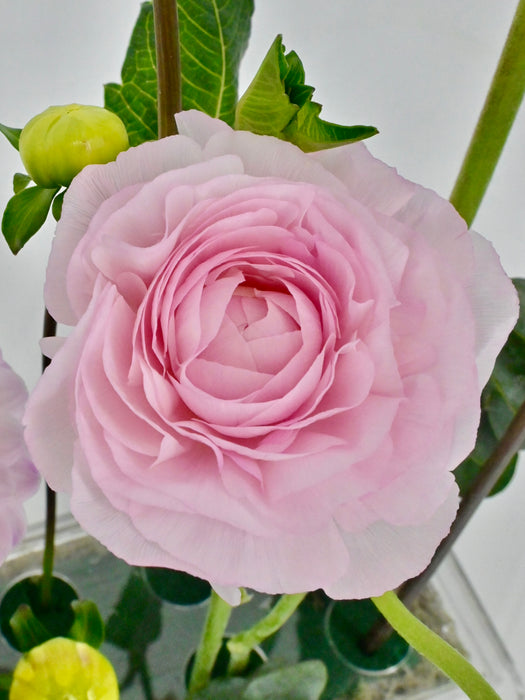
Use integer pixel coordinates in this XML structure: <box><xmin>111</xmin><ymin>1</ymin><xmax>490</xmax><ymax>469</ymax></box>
<box><xmin>0</xmin><ymin>0</ymin><xmax>524</xmax><ymax>679</ymax></box>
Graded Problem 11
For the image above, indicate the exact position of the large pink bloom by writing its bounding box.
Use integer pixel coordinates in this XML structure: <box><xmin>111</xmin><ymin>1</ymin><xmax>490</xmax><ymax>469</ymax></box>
<box><xmin>0</xmin><ymin>352</ymin><xmax>39</xmax><ymax>563</ymax></box>
<box><xmin>25</xmin><ymin>111</ymin><xmax>517</xmax><ymax>599</ymax></box>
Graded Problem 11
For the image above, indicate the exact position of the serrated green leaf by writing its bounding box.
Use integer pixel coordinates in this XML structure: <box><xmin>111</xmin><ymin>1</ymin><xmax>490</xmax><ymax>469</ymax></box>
<box><xmin>243</xmin><ymin>661</ymin><xmax>327</xmax><ymax>700</ymax></box>
<box><xmin>178</xmin><ymin>0</ymin><xmax>253</xmax><ymax>124</ymax></box>
<box><xmin>454</xmin><ymin>278</ymin><xmax>525</xmax><ymax>496</ymax></box>
<box><xmin>105</xmin><ymin>0</ymin><xmax>254</xmax><ymax>146</ymax></box>
<box><xmin>13</xmin><ymin>173</ymin><xmax>31</xmax><ymax>194</ymax></box>
<box><xmin>68</xmin><ymin>600</ymin><xmax>105</xmax><ymax>648</ymax></box>
<box><xmin>0</xmin><ymin>122</ymin><xmax>21</xmax><ymax>150</ymax></box>
<box><xmin>104</xmin><ymin>3</ymin><xmax>158</xmax><ymax>146</ymax></box>
<box><xmin>236</xmin><ymin>35</ymin><xmax>378</xmax><ymax>152</ymax></box>
<box><xmin>2</xmin><ymin>185</ymin><xmax>58</xmax><ymax>254</ymax></box>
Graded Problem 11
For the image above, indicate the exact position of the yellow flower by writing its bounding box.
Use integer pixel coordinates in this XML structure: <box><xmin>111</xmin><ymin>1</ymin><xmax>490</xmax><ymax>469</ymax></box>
<box><xmin>19</xmin><ymin>104</ymin><xmax>129</xmax><ymax>188</ymax></box>
<box><xmin>9</xmin><ymin>637</ymin><xmax>119</xmax><ymax>700</ymax></box>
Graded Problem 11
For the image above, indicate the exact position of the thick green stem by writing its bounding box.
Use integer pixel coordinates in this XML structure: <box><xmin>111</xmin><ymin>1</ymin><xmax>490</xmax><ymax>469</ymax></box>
<box><xmin>227</xmin><ymin>593</ymin><xmax>306</xmax><ymax>675</ymax></box>
<box><xmin>187</xmin><ymin>590</ymin><xmax>233</xmax><ymax>697</ymax></box>
<box><xmin>152</xmin><ymin>0</ymin><xmax>182</xmax><ymax>137</ymax></box>
<box><xmin>372</xmin><ymin>591</ymin><xmax>501</xmax><ymax>700</ymax></box>
<box><xmin>449</xmin><ymin>0</ymin><xmax>525</xmax><ymax>226</ymax></box>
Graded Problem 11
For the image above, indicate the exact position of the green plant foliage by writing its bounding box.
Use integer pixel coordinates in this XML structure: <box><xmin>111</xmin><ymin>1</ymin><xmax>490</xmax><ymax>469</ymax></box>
<box><xmin>0</xmin><ymin>122</ymin><xmax>21</xmax><ymax>150</ymax></box>
<box><xmin>105</xmin><ymin>0</ymin><xmax>254</xmax><ymax>146</ymax></box>
<box><xmin>1</xmin><ymin>185</ymin><xmax>59</xmax><ymax>253</ymax></box>
<box><xmin>145</xmin><ymin>567</ymin><xmax>211</xmax><ymax>605</ymax></box>
<box><xmin>243</xmin><ymin>661</ymin><xmax>327</xmax><ymax>700</ymax></box>
<box><xmin>104</xmin><ymin>3</ymin><xmax>158</xmax><ymax>146</ymax></box>
<box><xmin>0</xmin><ymin>575</ymin><xmax>78</xmax><ymax>652</ymax></box>
<box><xmin>51</xmin><ymin>189</ymin><xmax>65</xmax><ymax>221</ymax></box>
<box><xmin>454</xmin><ymin>277</ymin><xmax>525</xmax><ymax>496</ymax></box>
<box><xmin>193</xmin><ymin>661</ymin><xmax>327</xmax><ymax>700</ymax></box>
<box><xmin>12</xmin><ymin>173</ymin><xmax>31</xmax><ymax>194</ymax></box>
<box><xmin>68</xmin><ymin>600</ymin><xmax>105</xmax><ymax>649</ymax></box>
<box><xmin>235</xmin><ymin>35</ymin><xmax>378</xmax><ymax>151</ymax></box>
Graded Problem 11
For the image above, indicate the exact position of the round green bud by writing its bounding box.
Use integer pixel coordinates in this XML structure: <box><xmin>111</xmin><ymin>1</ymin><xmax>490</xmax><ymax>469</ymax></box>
<box><xmin>19</xmin><ymin>104</ymin><xmax>129</xmax><ymax>188</ymax></box>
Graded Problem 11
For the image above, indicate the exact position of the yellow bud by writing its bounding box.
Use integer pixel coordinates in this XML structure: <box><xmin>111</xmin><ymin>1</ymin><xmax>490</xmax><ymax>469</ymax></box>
<box><xmin>19</xmin><ymin>104</ymin><xmax>129</xmax><ymax>188</ymax></box>
<box><xmin>9</xmin><ymin>637</ymin><xmax>119</xmax><ymax>700</ymax></box>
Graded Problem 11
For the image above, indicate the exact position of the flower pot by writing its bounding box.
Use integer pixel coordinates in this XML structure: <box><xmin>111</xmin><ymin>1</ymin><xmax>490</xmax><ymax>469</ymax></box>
<box><xmin>1</xmin><ymin>514</ymin><xmax>523</xmax><ymax>700</ymax></box>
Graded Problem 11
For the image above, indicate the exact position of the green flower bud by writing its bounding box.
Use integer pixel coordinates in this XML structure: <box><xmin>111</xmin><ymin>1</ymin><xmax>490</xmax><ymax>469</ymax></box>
<box><xmin>9</xmin><ymin>637</ymin><xmax>119</xmax><ymax>700</ymax></box>
<box><xmin>19</xmin><ymin>104</ymin><xmax>129</xmax><ymax>188</ymax></box>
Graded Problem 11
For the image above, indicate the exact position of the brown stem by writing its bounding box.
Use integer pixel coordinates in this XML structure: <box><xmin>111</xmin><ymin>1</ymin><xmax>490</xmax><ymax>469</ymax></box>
<box><xmin>153</xmin><ymin>0</ymin><xmax>182</xmax><ymax>138</ymax></box>
<box><xmin>362</xmin><ymin>398</ymin><xmax>525</xmax><ymax>654</ymax></box>
<box><xmin>40</xmin><ymin>308</ymin><xmax>57</xmax><ymax>608</ymax></box>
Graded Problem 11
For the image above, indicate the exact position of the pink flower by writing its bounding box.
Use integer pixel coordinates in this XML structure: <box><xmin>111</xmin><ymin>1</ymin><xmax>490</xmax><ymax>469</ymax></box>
<box><xmin>0</xmin><ymin>352</ymin><xmax>39</xmax><ymax>563</ymax></box>
<box><xmin>25</xmin><ymin>111</ymin><xmax>517</xmax><ymax>599</ymax></box>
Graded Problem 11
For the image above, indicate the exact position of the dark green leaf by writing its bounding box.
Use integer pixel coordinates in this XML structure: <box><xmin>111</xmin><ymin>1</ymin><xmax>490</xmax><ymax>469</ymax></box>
<box><xmin>454</xmin><ymin>278</ymin><xmax>525</xmax><ymax>497</ymax></box>
<box><xmin>105</xmin><ymin>0</ymin><xmax>254</xmax><ymax>146</ymax></box>
<box><xmin>0</xmin><ymin>675</ymin><xmax>11</xmax><ymax>692</ymax></box>
<box><xmin>105</xmin><ymin>571</ymin><xmax>161</xmax><ymax>654</ymax></box>
<box><xmin>2</xmin><ymin>185</ymin><xmax>58</xmax><ymax>253</ymax></box>
<box><xmin>236</xmin><ymin>35</ymin><xmax>378</xmax><ymax>152</ymax></box>
<box><xmin>52</xmin><ymin>189</ymin><xmax>65</xmax><ymax>221</ymax></box>
<box><xmin>0</xmin><ymin>122</ymin><xmax>21</xmax><ymax>150</ymax></box>
<box><xmin>243</xmin><ymin>661</ymin><xmax>327</xmax><ymax>700</ymax></box>
<box><xmin>0</xmin><ymin>575</ymin><xmax>78</xmax><ymax>652</ymax></box>
<box><xmin>13</xmin><ymin>173</ymin><xmax>31</xmax><ymax>194</ymax></box>
<box><xmin>145</xmin><ymin>567</ymin><xmax>211</xmax><ymax>605</ymax></box>
<box><xmin>68</xmin><ymin>600</ymin><xmax>105</xmax><ymax>648</ymax></box>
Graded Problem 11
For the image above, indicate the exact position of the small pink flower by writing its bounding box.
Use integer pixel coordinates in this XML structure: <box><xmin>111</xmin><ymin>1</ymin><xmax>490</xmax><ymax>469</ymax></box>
<box><xmin>25</xmin><ymin>111</ymin><xmax>517</xmax><ymax>598</ymax></box>
<box><xmin>0</xmin><ymin>352</ymin><xmax>39</xmax><ymax>563</ymax></box>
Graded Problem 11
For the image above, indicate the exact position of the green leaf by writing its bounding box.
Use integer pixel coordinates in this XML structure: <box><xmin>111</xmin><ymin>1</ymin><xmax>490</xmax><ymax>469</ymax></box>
<box><xmin>193</xmin><ymin>677</ymin><xmax>248</xmax><ymax>700</ymax></box>
<box><xmin>13</xmin><ymin>173</ymin><xmax>31</xmax><ymax>194</ymax></box>
<box><xmin>68</xmin><ymin>600</ymin><xmax>105</xmax><ymax>649</ymax></box>
<box><xmin>178</xmin><ymin>0</ymin><xmax>254</xmax><ymax>124</ymax></box>
<box><xmin>0</xmin><ymin>122</ymin><xmax>21</xmax><ymax>150</ymax></box>
<box><xmin>235</xmin><ymin>36</ymin><xmax>378</xmax><ymax>152</ymax></box>
<box><xmin>0</xmin><ymin>575</ymin><xmax>78</xmax><ymax>652</ymax></box>
<box><xmin>105</xmin><ymin>0</ymin><xmax>254</xmax><ymax>146</ymax></box>
<box><xmin>104</xmin><ymin>3</ymin><xmax>158</xmax><ymax>146</ymax></box>
<box><xmin>105</xmin><ymin>571</ymin><xmax>161</xmax><ymax>654</ymax></box>
<box><xmin>144</xmin><ymin>567</ymin><xmax>211</xmax><ymax>605</ymax></box>
<box><xmin>454</xmin><ymin>277</ymin><xmax>525</xmax><ymax>496</ymax></box>
<box><xmin>243</xmin><ymin>661</ymin><xmax>328</xmax><ymax>700</ymax></box>
<box><xmin>1</xmin><ymin>185</ymin><xmax>59</xmax><ymax>253</ymax></box>
<box><xmin>52</xmin><ymin>189</ymin><xmax>65</xmax><ymax>221</ymax></box>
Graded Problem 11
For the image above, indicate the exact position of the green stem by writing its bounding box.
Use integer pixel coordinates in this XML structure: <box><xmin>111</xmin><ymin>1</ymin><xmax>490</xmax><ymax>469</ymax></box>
<box><xmin>187</xmin><ymin>590</ymin><xmax>233</xmax><ymax>697</ymax></box>
<box><xmin>449</xmin><ymin>0</ymin><xmax>525</xmax><ymax>226</ymax></box>
<box><xmin>152</xmin><ymin>0</ymin><xmax>182</xmax><ymax>137</ymax></box>
<box><xmin>372</xmin><ymin>591</ymin><xmax>501</xmax><ymax>700</ymax></box>
<box><xmin>226</xmin><ymin>593</ymin><xmax>306</xmax><ymax>675</ymax></box>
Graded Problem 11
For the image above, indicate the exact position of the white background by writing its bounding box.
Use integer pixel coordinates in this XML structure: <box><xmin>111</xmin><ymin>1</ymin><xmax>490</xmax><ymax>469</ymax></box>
<box><xmin>0</xmin><ymin>0</ymin><xmax>524</xmax><ymax>680</ymax></box>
